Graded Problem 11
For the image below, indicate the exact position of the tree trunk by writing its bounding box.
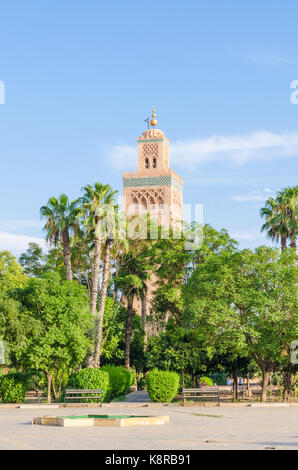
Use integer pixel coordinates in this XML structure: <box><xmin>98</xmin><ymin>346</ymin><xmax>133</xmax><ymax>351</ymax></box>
<box><xmin>61</xmin><ymin>230</ymin><xmax>72</xmax><ymax>281</ymax></box>
<box><xmin>261</xmin><ymin>370</ymin><xmax>270</xmax><ymax>402</ymax></box>
<box><xmin>141</xmin><ymin>297</ymin><xmax>147</xmax><ymax>330</ymax></box>
<box><xmin>181</xmin><ymin>370</ymin><xmax>185</xmax><ymax>389</ymax></box>
<box><xmin>90</xmin><ymin>234</ymin><xmax>102</xmax><ymax>315</ymax></box>
<box><xmin>247</xmin><ymin>373</ymin><xmax>252</xmax><ymax>399</ymax></box>
<box><xmin>233</xmin><ymin>371</ymin><xmax>238</xmax><ymax>400</ymax></box>
<box><xmin>124</xmin><ymin>299</ymin><xmax>134</xmax><ymax>370</ymax></box>
<box><xmin>93</xmin><ymin>239</ymin><xmax>111</xmax><ymax>368</ymax></box>
<box><xmin>46</xmin><ymin>372</ymin><xmax>52</xmax><ymax>404</ymax></box>
<box><xmin>281</xmin><ymin>236</ymin><xmax>287</xmax><ymax>251</ymax></box>
<box><xmin>290</xmin><ymin>235</ymin><xmax>296</xmax><ymax>265</ymax></box>
<box><xmin>282</xmin><ymin>369</ymin><xmax>295</xmax><ymax>402</ymax></box>
<box><xmin>141</xmin><ymin>296</ymin><xmax>147</xmax><ymax>346</ymax></box>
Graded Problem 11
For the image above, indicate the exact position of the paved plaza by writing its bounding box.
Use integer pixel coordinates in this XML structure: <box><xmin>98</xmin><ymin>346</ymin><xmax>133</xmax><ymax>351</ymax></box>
<box><xmin>0</xmin><ymin>405</ymin><xmax>297</xmax><ymax>450</ymax></box>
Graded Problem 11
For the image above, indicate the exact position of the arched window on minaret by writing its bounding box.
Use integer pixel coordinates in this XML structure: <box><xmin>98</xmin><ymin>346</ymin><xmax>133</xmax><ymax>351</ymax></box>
<box><xmin>157</xmin><ymin>196</ymin><xmax>164</xmax><ymax>209</ymax></box>
<box><xmin>145</xmin><ymin>158</ymin><xmax>149</xmax><ymax>169</ymax></box>
<box><xmin>152</xmin><ymin>157</ymin><xmax>157</xmax><ymax>168</ymax></box>
<box><xmin>140</xmin><ymin>197</ymin><xmax>147</xmax><ymax>211</ymax></box>
<box><xmin>149</xmin><ymin>196</ymin><xmax>155</xmax><ymax>209</ymax></box>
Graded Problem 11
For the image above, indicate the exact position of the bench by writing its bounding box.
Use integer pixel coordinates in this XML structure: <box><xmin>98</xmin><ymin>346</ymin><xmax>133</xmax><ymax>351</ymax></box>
<box><xmin>65</xmin><ymin>389</ymin><xmax>103</xmax><ymax>405</ymax></box>
<box><xmin>182</xmin><ymin>387</ymin><xmax>220</xmax><ymax>406</ymax></box>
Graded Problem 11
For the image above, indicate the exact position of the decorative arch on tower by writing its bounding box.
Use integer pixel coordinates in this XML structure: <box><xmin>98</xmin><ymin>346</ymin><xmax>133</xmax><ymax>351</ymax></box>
<box><xmin>129</xmin><ymin>188</ymin><xmax>165</xmax><ymax>213</ymax></box>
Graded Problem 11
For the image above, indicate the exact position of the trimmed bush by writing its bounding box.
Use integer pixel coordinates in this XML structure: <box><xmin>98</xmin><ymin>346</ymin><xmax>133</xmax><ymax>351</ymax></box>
<box><xmin>146</xmin><ymin>369</ymin><xmax>180</xmax><ymax>403</ymax></box>
<box><xmin>67</xmin><ymin>368</ymin><xmax>109</xmax><ymax>402</ymax></box>
<box><xmin>200</xmin><ymin>376</ymin><xmax>214</xmax><ymax>386</ymax></box>
<box><xmin>120</xmin><ymin>366</ymin><xmax>135</xmax><ymax>394</ymax></box>
<box><xmin>101</xmin><ymin>365</ymin><xmax>127</xmax><ymax>399</ymax></box>
<box><xmin>0</xmin><ymin>374</ymin><xmax>27</xmax><ymax>403</ymax></box>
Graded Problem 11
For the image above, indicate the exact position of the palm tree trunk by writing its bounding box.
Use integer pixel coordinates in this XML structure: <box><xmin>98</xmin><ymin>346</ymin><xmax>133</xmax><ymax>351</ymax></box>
<box><xmin>290</xmin><ymin>235</ymin><xmax>296</xmax><ymax>264</ymax></box>
<box><xmin>141</xmin><ymin>296</ymin><xmax>147</xmax><ymax>328</ymax></box>
<box><xmin>124</xmin><ymin>298</ymin><xmax>134</xmax><ymax>370</ymax></box>
<box><xmin>281</xmin><ymin>236</ymin><xmax>287</xmax><ymax>251</ymax></box>
<box><xmin>141</xmin><ymin>296</ymin><xmax>148</xmax><ymax>347</ymax></box>
<box><xmin>61</xmin><ymin>230</ymin><xmax>72</xmax><ymax>280</ymax></box>
<box><xmin>90</xmin><ymin>235</ymin><xmax>102</xmax><ymax>315</ymax></box>
<box><xmin>93</xmin><ymin>239</ymin><xmax>111</xmax><ymax>368</ymax></box>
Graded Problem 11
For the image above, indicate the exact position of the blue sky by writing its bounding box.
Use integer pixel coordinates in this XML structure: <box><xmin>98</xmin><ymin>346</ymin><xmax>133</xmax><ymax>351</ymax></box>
<box><xmin>0</xmin><ymin>0</ymin><xmax>297</xmax><ymax>253</ymax></box>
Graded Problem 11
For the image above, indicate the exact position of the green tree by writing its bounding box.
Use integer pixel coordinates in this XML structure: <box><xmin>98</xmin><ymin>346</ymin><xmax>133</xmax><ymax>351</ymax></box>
<box><xmin>261</xmin><ymin>186</ymin><xmax>298</xmax><ymax>253</ymax></box>
<box><xmin>116</xmin><ymin>251</ymin><xmax>150</xmax><ymax>369</ymax></box>
<box><xmin>19</xmin><ymin>242</ymin><xmax>45</xmax><ymax>277</ymax></box>
<box><xmin>40</xmin><ymin>194</ymin><xmax>81</xmax><ymax>280</ymax></box>
<box><xmin>2</xmin><ymin>273</ymin><xmax>92</xmax><ymax>402</ymax></box>
<box><xmin>0</xmin><ymin>251</ymin><xmax>27</xmax><ymax>291</ymax></box>
<box><xmin>80</xmin><ymin>182</ymin><xmax>117</xmax><ymax>368</ymax></box>
<box><xmin>184</xmin><ymin>246</ymin><xmax>298</xmax><ymax>401</ymax></box>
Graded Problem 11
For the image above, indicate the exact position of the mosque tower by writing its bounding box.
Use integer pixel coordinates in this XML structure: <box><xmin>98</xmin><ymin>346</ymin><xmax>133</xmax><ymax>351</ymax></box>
<box><xmin>122</xmin><ymin>108</ymin><xmax>183</xmax><ymax>323</ymax></box>
<box><xmin>123</xmin><ymin>108</ymin><xmax>183</xmax><ymax>223</ymax></box>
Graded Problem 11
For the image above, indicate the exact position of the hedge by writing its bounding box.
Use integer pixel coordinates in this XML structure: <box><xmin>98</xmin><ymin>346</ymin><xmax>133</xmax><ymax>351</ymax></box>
<box><xmin>200</xmin><ymin>376</ymin><xmax>214</xmax><ymax>386</ymax></box>
<box><xmin>146</xmin><ymin>369</ymin><xmax>180</xmax><ymax>403</ymax></box>
<box><xmin>0</xmin><ymin>374</ymin><xmax>27</xmax><ymax>403</ymax></box>
<box><xmin>67</xmin><ymin>368</ymin><xmax>110</xmax><ymax>402</ymax></box>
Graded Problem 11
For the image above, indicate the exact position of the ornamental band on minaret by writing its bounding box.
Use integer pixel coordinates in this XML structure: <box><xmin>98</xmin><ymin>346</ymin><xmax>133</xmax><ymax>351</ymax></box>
<box><xmin>123</xmin><ymin>109</ymin><xmax>183</xmax><ymax>322</ymax></box>
<box><xmin>123</xmin><ymin>108</ymin><xmax>183</xmax><ymax>226</ymax></box>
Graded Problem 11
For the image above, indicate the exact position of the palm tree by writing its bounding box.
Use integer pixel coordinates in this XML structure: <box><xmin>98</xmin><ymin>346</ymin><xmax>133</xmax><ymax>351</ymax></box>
<box><xmin>260</xmin><ymin>186</ymin><xmax>298</xmax><ymax>253</ymax></box>
<box><xmin>276</xmin><ymin>186</ymin><xmax>298</xmax><ymax>255</ymax></box>
<box><xmin>93</xmin><ymin>209</ymin><xmax>129</xmax><ymax>367</ymax></box>
<box><xmin>81</xmin><ymin>182</ymin><xmax>118</xmax><ymax>316</ymax></box>
<box><xmin>260</xmin><ymin>197</ymin><xmax>287</xmax><ymax>250</ymax></box>
<box><xmin>40</xmin><ymin>194</ymin><xmax>80</xmax><ymax>280</ymax></box>
<box><xmin>92</xmin><ymin>238</ymin><xmax>112</xmax><ymax>367</ymax></box>
<box><xmin>116</xmin><ymin>252</ymin><xmax>149</xmax><ymax>369</ymax></box>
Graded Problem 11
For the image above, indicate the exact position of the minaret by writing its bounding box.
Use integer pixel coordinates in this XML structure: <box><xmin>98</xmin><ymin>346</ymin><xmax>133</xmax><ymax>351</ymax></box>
<box><xmin>122</xmin><ymin>109</ymin><xmax>183</xmax><ymax>325</ymax></box>
<box><xmin>123</xmin><ymin>108</ymin><xmax>183</xmax><ymax>225</ymax></box>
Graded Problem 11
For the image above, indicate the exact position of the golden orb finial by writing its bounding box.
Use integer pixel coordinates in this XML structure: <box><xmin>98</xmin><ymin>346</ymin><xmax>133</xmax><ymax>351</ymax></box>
<box><xmin>150</xmin><ymin>107</ymin><xmax>158</xmax><ymax>127</ymax></box>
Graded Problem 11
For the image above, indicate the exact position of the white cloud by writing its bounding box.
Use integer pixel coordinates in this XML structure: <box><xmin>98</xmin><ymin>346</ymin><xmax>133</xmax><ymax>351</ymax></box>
<box><xmin>107</xmin><ymin>144</ymin><xmax>137</xmax><ymax>170</ymax></box>
<box><xmin>0</xmin><ymin>219</ymin><xmax>42</xmax><ymax>232</ymax></box>
<box><xmin>232</xmin><ymin>188</ymin><xmax>273</xmax><ymax>202</ymax></box>
<box><xmin>0</xmin><ymin>232</ymin><xmax>47</xmax><ymax>254</ymax></box>
<box><xmin>230</xmin><ymin>230</ymin><xmax>277</xmax><ymax>249</ymax></box>
<box><xmin>231</xmin><ymin>230</ymin><xmax>267</xmax><ymax>242</ymax></box>
<box><xmin>106</xmin><ymin>130</ymin><xmax>298</xmax><ymax>170</ymax></box>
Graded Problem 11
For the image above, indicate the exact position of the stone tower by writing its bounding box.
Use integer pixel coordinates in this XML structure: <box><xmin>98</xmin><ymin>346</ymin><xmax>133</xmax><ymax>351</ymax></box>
<box><xmin>123</xmin><ymin>108</ymin><xmax>183</xmax><ymax>225</ymax></box>
<box><xmin>123</xmin><ymin>108</ymin><xmax>183</xmax><ymax>322</ymax></box>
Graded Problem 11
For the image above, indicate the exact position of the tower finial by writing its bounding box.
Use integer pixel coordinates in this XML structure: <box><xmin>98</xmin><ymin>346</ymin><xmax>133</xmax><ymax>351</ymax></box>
<box><xmin>150</xmin><ymin>107</ymin><xmax>158</xmax><ymax>127</ymax></box>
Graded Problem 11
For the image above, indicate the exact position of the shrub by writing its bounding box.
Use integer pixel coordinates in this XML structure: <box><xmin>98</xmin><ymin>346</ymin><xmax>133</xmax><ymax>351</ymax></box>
<box><xmin>0</xmin><ymin>374</ymin><xmax>27</xmax><ymax>403</ymax></box>
<box><xmin>146</xmin><ymin>369</ymin><xmax>180</xmax><ymax>403</ymax></box>
<box><xmin>200</xmin><ymin>376</ymin><xmax>214</xmax><ymax>386</ymax></box>
<box><xmin>211</xmin><ymin>372</ymin><xmax>226</xmax><ymax>386</ymax></box>
<box><xmin>139</xmin><ymin>376</ymin><xmax>146</xmax><ymax>390</ymax></box>
<box><xmin>120</xmin><ymin>366</ymin><xmax>135</xmax><ymax>394</ymax></box>
<box><xmin>67</xmin><ymin>368</ymin><xmax>109</xmax><ymax>402</ymax></box>
<box><xmin>101</xmin><ymin>365</ymin><xmax>127</xmax><ymax>400</ymax></box>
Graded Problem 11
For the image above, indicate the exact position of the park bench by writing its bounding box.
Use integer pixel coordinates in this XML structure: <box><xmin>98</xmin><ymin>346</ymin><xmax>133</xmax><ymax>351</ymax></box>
<box><xmin>65</xmin><ymin>388</ymin><xmax>103</xmax><ymax>405</ymax></box>
<box><xmin>182</xmin><ymin>386</ymin><xmax>220</xmax><ymax>406</ymax></box>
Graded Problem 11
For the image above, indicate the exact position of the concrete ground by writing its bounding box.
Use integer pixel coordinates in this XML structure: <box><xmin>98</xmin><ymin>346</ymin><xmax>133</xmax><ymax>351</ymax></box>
<box><xmin>0</xmin><ymin>405</ymin><xmax>297</xmax><ymax>450</ymax></box>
